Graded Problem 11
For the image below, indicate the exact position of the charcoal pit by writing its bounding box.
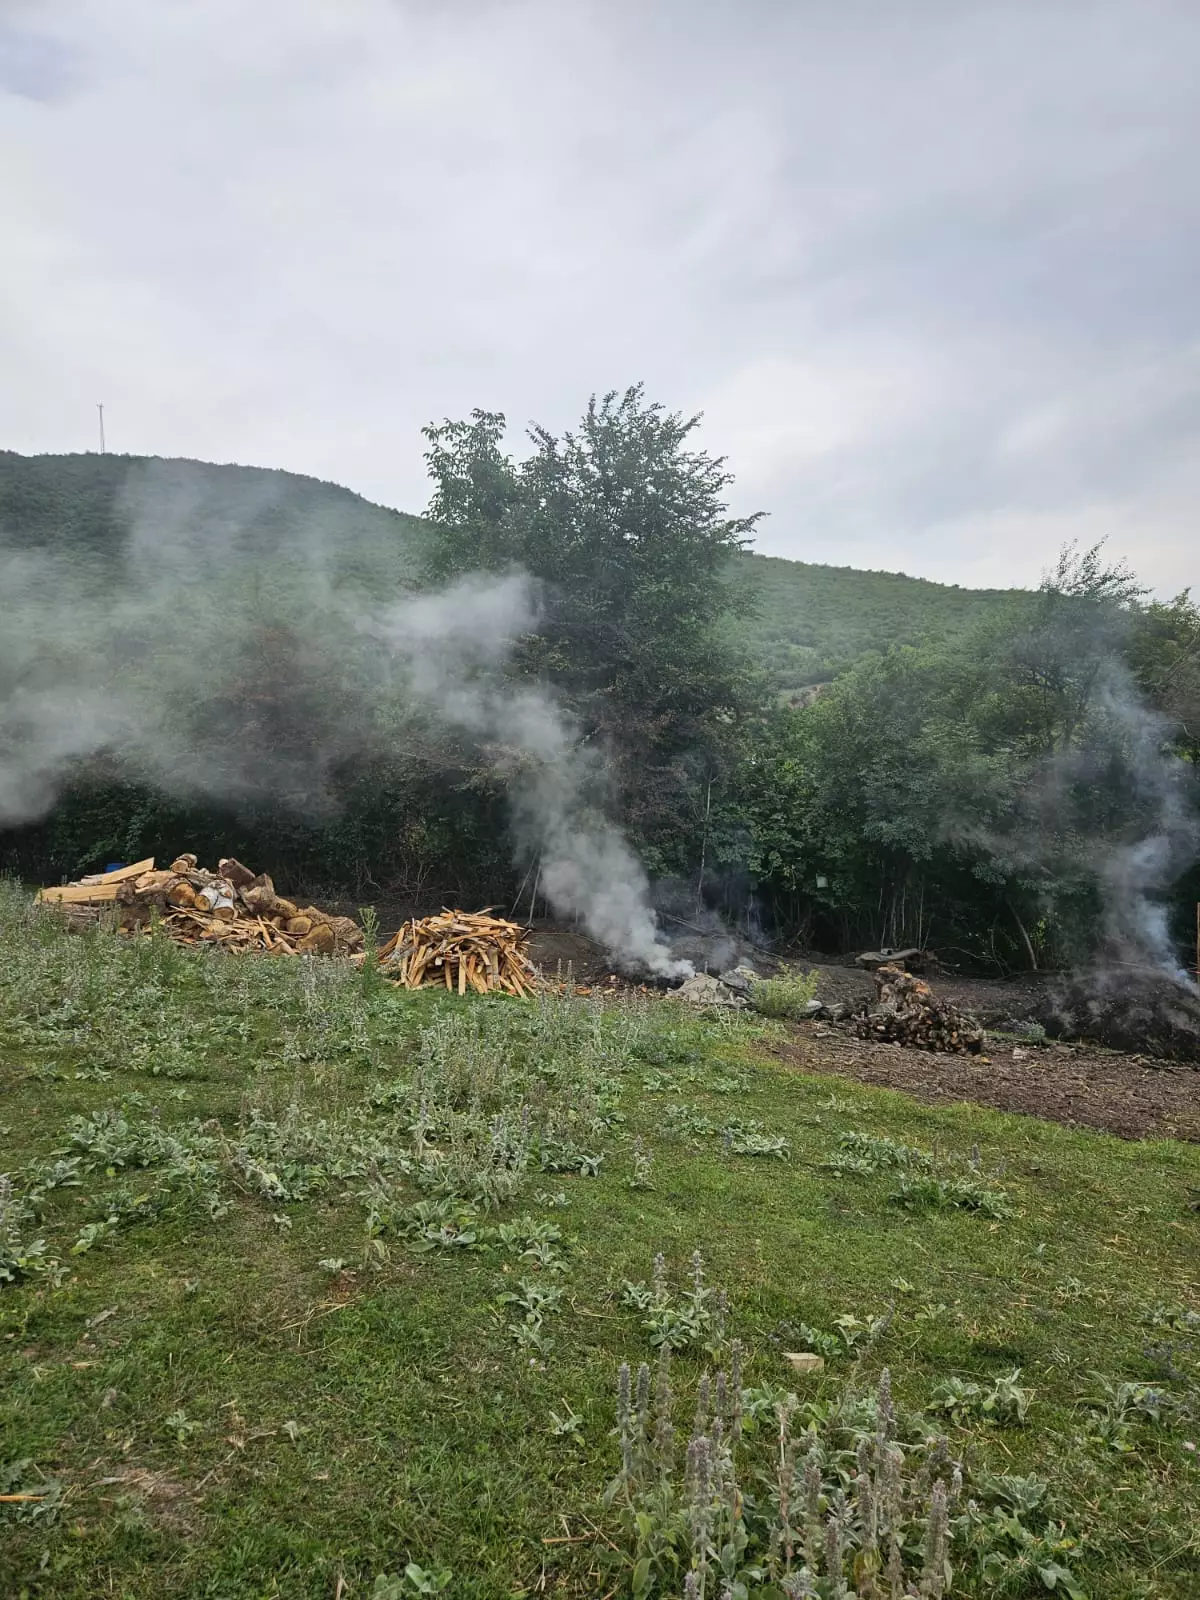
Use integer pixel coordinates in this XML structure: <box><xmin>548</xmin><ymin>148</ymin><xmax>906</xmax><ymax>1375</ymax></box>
<box><xmin>1043</xmin><ymin>968</ymin><xmax>1200</xmax><ymax>1063</ymax></box>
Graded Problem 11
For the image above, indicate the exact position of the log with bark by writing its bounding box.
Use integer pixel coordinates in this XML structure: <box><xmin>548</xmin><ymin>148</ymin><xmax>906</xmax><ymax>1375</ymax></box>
<box><xmin>35</xmin><ymin>857</ymin><xmax>364</xmax><ymax>959</ymax></box>
<box><xmin>855</xmin><ymin>947</ymin><xmax>941</xmax><ymax>974</ymax></box>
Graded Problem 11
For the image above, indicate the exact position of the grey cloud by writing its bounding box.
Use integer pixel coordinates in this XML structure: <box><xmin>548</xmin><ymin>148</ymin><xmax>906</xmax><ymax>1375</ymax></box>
<box><xmin>0</xmin><ymin>16</ymin><xmax>78</xmax><ymax>101</ymax></box>
<box><xmin>2</xmin><ymin>0</ymin><xmax>1198</xmax><ymax>592</ymax></box>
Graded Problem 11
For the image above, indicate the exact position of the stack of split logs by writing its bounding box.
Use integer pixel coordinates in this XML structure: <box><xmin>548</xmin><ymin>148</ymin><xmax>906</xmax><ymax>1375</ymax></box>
<box><xmin>36</xmin><ymin>856</ymin><xmax>363</xmax><ymax>957</ymax></box>
<box><xmin>378</xmin><ymin>910</ymin><xmax>538</xmax><ymax>997</ymax></box>
<box><xmin>853</xmin><ymin>963</ymin><xmax>984</xmax><ymax>1054</ymax></box>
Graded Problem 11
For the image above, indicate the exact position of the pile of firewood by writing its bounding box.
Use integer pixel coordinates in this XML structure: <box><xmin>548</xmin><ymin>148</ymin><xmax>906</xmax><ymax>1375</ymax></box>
<box><xmin>853</xmin><ymin>963</ymin><xmax>984</xmax><ymax>1054</ymax></box>
<box><xmin>378</xmin><ymin>910</ymin><xmax>537</xmax><ymax>997</ymax></box>
<box><xmin>37</xmin><ymin>856</ymin><xmax>363</xmax><ymax>957</ymax></box>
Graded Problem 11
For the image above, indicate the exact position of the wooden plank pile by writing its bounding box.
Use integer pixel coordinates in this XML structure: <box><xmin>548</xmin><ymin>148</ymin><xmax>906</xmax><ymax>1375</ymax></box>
<box><xmin>378</xmin><ymin>910</ymin><xmax>538</xmax><ymax>997</ymax></box>
<box><xmin>36</xmin><ymin>856</ymin><xmax>363</xmax><ymax>957</ymax></box>
<box><xmin>853</xmin><ymin>963</ymin><xmax>984</xmax><ymax>1054</ymax></box>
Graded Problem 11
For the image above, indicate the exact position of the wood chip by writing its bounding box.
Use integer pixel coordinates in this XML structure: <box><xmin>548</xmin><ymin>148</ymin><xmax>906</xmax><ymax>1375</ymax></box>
<box><xmin>783</xmin><ymin>1352</ymin><xmax>825</xmax><ymax>1374</ymax></box>
<box><xmin>380</xmin><ymin>909</ymin><xmax>538</xmax><ymax>998</ymax></box>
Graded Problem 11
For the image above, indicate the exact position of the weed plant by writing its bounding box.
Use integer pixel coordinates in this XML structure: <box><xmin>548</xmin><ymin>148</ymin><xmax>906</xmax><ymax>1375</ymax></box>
<box><xmin>1</xmin><ymin>884</ymin><xmax>1198</xmax><ymax>1598</ymax></box>
<box><xmin>748</xmin><ymin>972</ymin><xmax>820</xmax><ymax>1021</ymax></box>
<box><xmin>605</xmin><ymin>1257</ymin><xmax>1090</xmax><ymax>1599</ymax></box>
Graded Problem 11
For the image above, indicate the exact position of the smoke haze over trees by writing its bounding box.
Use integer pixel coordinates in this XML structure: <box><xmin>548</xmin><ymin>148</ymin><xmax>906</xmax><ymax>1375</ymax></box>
<box><xmin>0</xmin><ymin>390</ymin><xmax>1198</xmax><ymax>978</ymax></box>
<box><xmin>420</xmin><ymin>387</ymin><xmax>761</xmax><ymax>878</ymax></box>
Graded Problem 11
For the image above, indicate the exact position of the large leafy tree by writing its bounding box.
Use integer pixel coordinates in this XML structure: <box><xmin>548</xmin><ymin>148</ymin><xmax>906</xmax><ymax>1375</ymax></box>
<box><xmin>421</xmin><ymin>386</ymin><xmax>764</xmax><ymax>867</ymax></box>
<box><xmin>997</xmin><ymin>539</ymin><xmax>1148</xmax><ymax>755</ymax></box>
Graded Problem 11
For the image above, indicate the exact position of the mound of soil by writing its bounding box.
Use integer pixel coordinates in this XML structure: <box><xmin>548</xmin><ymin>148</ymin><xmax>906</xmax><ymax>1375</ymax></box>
<box><xmin>1041</xmin><ymin>969</ymin><xmax>1200</xmax><ymax>1062</ymax></box>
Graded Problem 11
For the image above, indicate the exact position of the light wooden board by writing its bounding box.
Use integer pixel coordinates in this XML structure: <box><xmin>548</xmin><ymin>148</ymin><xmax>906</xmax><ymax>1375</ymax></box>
<box><xmin>37</xmin><ymin>883</ymin><xmax>121</xmax><ymax>904</ymax></box>
<box><xmin>78</xmin><ymin>857</ymin><xmax>155</xmax><ymax>886</ymax></box>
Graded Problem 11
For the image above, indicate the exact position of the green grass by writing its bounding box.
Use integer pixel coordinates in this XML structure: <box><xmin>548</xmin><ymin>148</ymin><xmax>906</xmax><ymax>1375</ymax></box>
<box><xmin>1</xmin><ymin>885</ymin><xmax>1198</xmax><ymax>1599</ymax></box>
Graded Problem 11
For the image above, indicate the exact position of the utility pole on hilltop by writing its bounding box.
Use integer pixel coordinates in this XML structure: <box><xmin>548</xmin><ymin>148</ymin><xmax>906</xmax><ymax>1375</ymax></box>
<box><xmin>97</xmin><ymin>403</ymin><xmax>105</xmax><ymax>453</ymax></box>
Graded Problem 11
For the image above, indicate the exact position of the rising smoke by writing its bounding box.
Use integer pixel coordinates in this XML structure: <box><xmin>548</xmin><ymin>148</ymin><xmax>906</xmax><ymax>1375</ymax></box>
<box><xmin>942</xmin><ymin>646</ymin><xmax>1200</xmax><ymax>1052</ymax></box>
<box><xmin>1089</xmin><ymin>669</ymin><xmax>1200</xmax><ymax>987</ymax></box>
<box><xmin>0</xmin><ymin>458</ymin><xmax>691</xmax><ymax>976</ymax></box>
<box><xmin>368</xmin><ymin>573</ymin><xmax>692</xmax><ymax>976</ymax></box>
<box><xmin>1049</xmin><ymin>664</ymin><xmax>1200</xmax><ymax>1056</ymax></box>
<box><xmin>1010</xmin><ymin>659</ymin><xmax>1200</xmax><ymax>996</ymax></box>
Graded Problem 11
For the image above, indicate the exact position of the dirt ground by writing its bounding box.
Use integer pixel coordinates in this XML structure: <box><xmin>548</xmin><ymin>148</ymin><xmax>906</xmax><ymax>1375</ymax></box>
<box><xmin>790</xmin><ymin>962</ymin><xmax>1199</xmax><ymax>1141</ymax></box>
<box><xmin>764</xmin><ymin>1028</ymin><xmax>1200</xmax><ymax>1144</ymax></box>
<box><xmin>342</xmin><ymin>910</ymin><xmax>1199</xmax><ymax>1144</ymax></box>
<box><xmin>520</xmin><ymin>932</ymin><xmax>1200</xmax><ymax>1144</ymax></box>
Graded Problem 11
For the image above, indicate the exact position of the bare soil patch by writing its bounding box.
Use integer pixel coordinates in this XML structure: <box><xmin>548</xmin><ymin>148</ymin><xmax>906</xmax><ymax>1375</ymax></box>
<box><xmin>338</xmin><ymin>911</ymin><xmax>1200</xmax><ymax>1139</ymax></box>
<box><xmin>767</xmin><ymin>1027</ymin><xmax>1200</xmax><ymax>1142</ymax></box>
<box><xmin>774</xmin><ymin>960</ymin><xmax>1200</xmax><ymax>1139</ymax></box>
<box><xmin>80</xmin><ymin>1467</ymin><xmax>202</xmax><ymax>1537</ymax></box>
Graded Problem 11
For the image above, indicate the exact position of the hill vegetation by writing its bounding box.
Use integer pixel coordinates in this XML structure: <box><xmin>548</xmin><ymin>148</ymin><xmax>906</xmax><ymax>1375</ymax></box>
<box><xmin>0</xmin><ymin>448</ymin><xmax>1025</xmax><ymax>697</ymax></box>
<box><xmin>737</xmin><ymin>552</ymin><xmax>1036</xmax><ymax>697</ymax></box>
<box><xmin>1</xmin><ymin>393</ymin><xmax>1198</xmax><ymax>978</ymax></box>
<box><xmin>0</xmin><ymin>448</ymin><xmax>428</xmax><ymax>589</ymax></box>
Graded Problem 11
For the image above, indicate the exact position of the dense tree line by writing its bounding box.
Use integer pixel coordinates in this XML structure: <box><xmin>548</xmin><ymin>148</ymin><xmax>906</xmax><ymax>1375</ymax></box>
<box><xmin>1</xmin><ymin>399</ymin><xmax>1197</xmax><ymax>971</ymax></box>
<box><xmin>733</xmin><ymin>566</ymin><xmax>1200</xmax><ymax>967</ymax></box>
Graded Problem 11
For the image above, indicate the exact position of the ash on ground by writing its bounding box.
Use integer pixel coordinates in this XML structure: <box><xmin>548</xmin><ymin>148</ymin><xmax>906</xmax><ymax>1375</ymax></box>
<box><xmin>1044</xmin><ymin>967</ymin><xmax>1200</xmax><ymax>1062</ymax></box>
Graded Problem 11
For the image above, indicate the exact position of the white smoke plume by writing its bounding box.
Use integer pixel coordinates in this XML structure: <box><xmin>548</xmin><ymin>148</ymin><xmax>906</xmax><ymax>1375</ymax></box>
<box><xmin>1045</xmin><ymin>668</ymin><xmax>1200</xmax><ymax>1054</ymax></box>
<box><xmin>1089</xmin><ymin>670</ymin><xmax>1200</xmax><ymax>991</ymax></box>
<box><xmin>941</xmin><ymin>654</ymin><xmax>1199</xmax><ymax>998</ymax></box>
<box><xmin>369</xmin><ymin>574</ymin><xmax>692</xmax><ymax>977</ymax></box>
<box><xmin>0</xmin><ymin>459</ymin><xmax>690</xmax><ymax>975</ymax></box>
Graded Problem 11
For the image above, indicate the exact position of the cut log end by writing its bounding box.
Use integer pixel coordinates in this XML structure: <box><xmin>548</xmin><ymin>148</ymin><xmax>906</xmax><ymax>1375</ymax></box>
<box><xmin>36</xmin><ymin>854</ymin><xmax>363</xmax><ymax>966</ymax></box>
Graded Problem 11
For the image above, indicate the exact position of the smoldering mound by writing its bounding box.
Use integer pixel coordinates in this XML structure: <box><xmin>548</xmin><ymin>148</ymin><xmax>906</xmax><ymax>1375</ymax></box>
<box><xmin>1043</xmin><ymin>969</ymin><xmax>1200</xmax><ymax>1063</ymax></box>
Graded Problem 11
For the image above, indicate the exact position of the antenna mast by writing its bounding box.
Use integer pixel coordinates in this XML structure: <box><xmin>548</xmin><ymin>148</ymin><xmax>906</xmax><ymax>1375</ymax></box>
<box><xmin>97</xmin><ymin>403</ymin><xmax>106</xmax><ymax>453</ymax></box>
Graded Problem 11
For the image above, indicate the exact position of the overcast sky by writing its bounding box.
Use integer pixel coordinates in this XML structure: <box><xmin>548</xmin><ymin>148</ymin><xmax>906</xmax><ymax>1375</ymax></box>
<box><xmin>2</xmin><ymin>0</ymin><xmax>1198</xmax><ymax>593</ymax></box>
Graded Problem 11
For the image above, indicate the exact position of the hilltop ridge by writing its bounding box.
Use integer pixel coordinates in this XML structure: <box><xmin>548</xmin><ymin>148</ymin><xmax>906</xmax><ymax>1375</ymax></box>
<box><xmin>0</xmin><ymin>450</ymin><xmax>1028</xmax><ymax>691</ymax></box>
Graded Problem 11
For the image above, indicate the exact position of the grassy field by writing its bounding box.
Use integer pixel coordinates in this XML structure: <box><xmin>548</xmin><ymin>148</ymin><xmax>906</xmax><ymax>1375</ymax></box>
<box><xmin>1</xmin><ymin>885</ymin><xmax>1198</xmax><ymax>1599</ymax></box>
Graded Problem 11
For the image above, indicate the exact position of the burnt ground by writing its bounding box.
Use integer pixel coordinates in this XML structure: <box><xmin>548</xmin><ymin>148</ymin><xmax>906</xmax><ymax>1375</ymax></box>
<box><xmin>764</xmin><ymin>1028</ymin><xmax>1200</xmax><ymax>1144</ymax></box>
<box><xmin>521</xmin><ymin>933</ymin><xmax>1200</xmax><ymax>1145</ymax></box>
<box><xmin>332</xmin><ymin>908</ymin><xmax>1199</xmax><ymax>1144</ymax></box>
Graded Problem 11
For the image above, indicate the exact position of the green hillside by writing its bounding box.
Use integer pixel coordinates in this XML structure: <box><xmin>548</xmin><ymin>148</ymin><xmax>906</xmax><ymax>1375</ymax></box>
<box><xmin>0</xmin><ymin>451</ymin><xmax>1027</xmax><ymax>687</ymax></box>
<box><xmin>738</xmin><ymin>551</ymin><xmax>1032</xmax><ymax>696</ymax></box>
<box><xmin>0</xmin><ymin>450</ymin><xmax>428</xmax><ymax>589</ymax></box>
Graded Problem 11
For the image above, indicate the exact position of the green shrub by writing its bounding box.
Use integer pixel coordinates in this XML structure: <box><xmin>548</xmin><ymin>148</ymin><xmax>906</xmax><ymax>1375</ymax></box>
<box><xmin>748</xmin><ymin>969</ymin><xmax>819</xmax><ymax>1020</ymax></box>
